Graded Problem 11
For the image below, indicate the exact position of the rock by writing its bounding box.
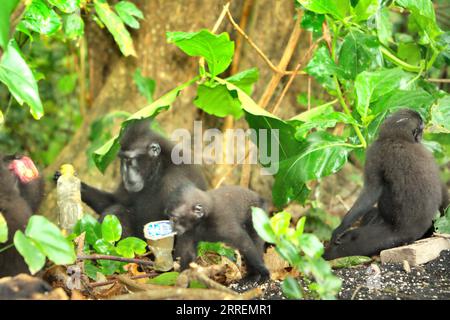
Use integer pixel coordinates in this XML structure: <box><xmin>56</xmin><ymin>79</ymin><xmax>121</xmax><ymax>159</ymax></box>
<box><xmin>380</xmin><ymin>236</ymin><xmax>450</xmax><ymax>266</ymax></box>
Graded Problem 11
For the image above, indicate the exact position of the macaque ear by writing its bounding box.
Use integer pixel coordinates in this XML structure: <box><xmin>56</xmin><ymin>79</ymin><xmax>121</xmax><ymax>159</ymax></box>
<box><xmin>148</xmin><ymin>142</ymin><xmax>161</xmax><ymax>157</ymax></box>
<box><xmin>193</xmin><ymin>204</ymin><xmax>204</xmax><ymax>218</ymax></box>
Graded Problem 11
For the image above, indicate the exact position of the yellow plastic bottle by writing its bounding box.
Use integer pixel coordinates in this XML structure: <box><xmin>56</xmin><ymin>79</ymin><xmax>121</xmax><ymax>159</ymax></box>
<box><xmin>57</xmin><ymin>164</ymin><xmax>83</xmax><ymax>234</ymax></box>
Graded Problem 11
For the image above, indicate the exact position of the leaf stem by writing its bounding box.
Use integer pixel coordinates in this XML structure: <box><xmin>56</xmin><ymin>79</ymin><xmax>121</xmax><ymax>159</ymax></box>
<box><xmin>380</xmin><ymin>46</ymin><xmax>422</xmax><ymax>73</ymax></box>
<box><xmin>0</xmin><ymin>243</ymin><xmax>14</xmax><ymax>254</ymax></box>
<box><xmin>333</xmin><ymin>76</ymin><xmax>367</xmax><ymax>148</ymax></box>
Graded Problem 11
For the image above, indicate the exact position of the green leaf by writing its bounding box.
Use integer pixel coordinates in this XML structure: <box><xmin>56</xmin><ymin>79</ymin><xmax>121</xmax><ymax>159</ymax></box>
<box><xmin>84</xmin><ymin>261</ymin><xmax>101</xmax><ymax>280</ymax></box>
<box><xmin>93</xmin><ymin>0</ymin><xmax>136</xmax><ymax>56</ymax></box>
<box><xmin>354</xmin><ymin>68</ymin><xmax>413</xmax><ymax>122</ymax></box>
<box><xmin>25</xmin><ymin>215</ymin><xmax>76</xmax><ymax>265</ymax></box>
<box><xmin>276</xmin><ymin>237</ymin><xmax>302</xmax><ymax>267</ymax></box>
<box><xmin>282</xmin><ymin>276</ymin><xmax>303</xmax><ymax>299</ymax></box>
<box><xmin>295</xmin><ymin>216</ymin><xmax>306</xmax><ymax>236</ymax></box>
<box><xmin>13</xmin><ymin>231</ymin><xmax>46</xmax><ymax>275</ymax></box>
<box><xmin>114</xmin><ymin>1</ymin><xmax>144</xmax><ymax>29</ymax></box>
<box><xmin>396</xmin><ymin>0</ymin><xmax>442</xmax><ymax>44</ymax></box>
<box><xmin>116</xmin><ymin>237</ymin><xmax>147</xmax><ymax>258</ymax></box>
<box><xmin>430</xmin><ymin>95</ymin><xmax>450</xmax><ymax>133</ymax></box>
<box><xmin>305</xmin><ymin>46</ymin><xmax>344</xmax><ymax>93</ymax></box>
<box><xmin>189</xmin><ymin>280</ymin><xmax>207</xmax><ymax>288</ymax></box>
<box><xmin>353</xmin><ymin>0</ymin><xmax>379</xmax><ymax>21</ymax></box>
<box><xmin>197</xmin><ymin>241</ymin><xmax>235</xmax><ymax>260</ymax></box>
<box><xmin>194</xmin><ymin>83</ymin><xmax>243</xmax><ymax>118</ymax></box>
<box><xmin>275</xmin><ymin>131</ymin><xmax>355</xmax><ymax>208</ymax></box>
<box><xmin>93</xmin><ymin>238</ymin><xmax>116</xmax><ymax>254</ymax></box>
<box><xmin>301</xmin><ymin>10</ymin><xmax>324</xmax><ymax>37</ymax></box>
<box><xmin>298</xmin><ymin>0</ymin><xmax>351</xmax><ymax>20</ymax></box>
<box><xmin>92</xmin><ymin>78</ymin><xmax>196</xmax><ymax>172</ymax></box>
<box><xmin>148</xmin><ymin>272</ymin><xmax>180</xmax><ymax>286</ymax></box>
<box><xmin>0</xmin><ymin>213</ymin><xmax>8</xmax><ymax>243</ymax></box>
<box><xmin>338</xmin><ymin>30</ymin><xmax>381</xmax><ymax>80</ymax></box>
<box><xmin>133</xmin><ymin>68</ymin><xmax>155</xmax><ymax>103</ymax></box>
<box><xmin>251</xmin><ymin>207</ymin><xmax>276</xmax><ymax>244</ymax></box>
<box><xmin>397</xmin><ymin>42</ymin><xmax>421</xmax><ymax>66</ymax></box>
<box><xmin>98</xmin><ymin>259</ymin><xmax>125</xmax><ymax>275</ymax></box>
<box><xmin>101</xmin><ymin>215</ymin><xmax>122</xmax><ymax>243</ymax></box>
<box><xmin>376</xmin><ymin>7</ymin><xmax>392</xmax><ymax>45</ymax></box>
<box><xmin>270</xmin><ymin>212</ymin><xmax>292</xmax><ymax>237</ymax></box>
<box><xmin>0</xmin><ymin>0</ymin><xmax>19</xmax><ymax>49</ymax></box>
<box><xmin>297</xmin><ymin>233</ymin><xmax>324</xmax><ymax>258</ymax></box>
<box><xmin>0</xmin><ymin>40</ymin><xmax>44</xmax><ymax>119</ymax></box>
<box><xmin>329</xmin><ymin>256</ymin><xmax>372</xmax><ymax>268</ymax></box>
<box><xmin>167</xmin><ymin>30</ymin><xmax>234</xmax><ymax>77</ymax></box>
<box><xmin>63</xmin><ymin>12</ymin><xmax>84</xmax><ymax>39</ymax></box>
<box><xmin>372</xmin><ymin>89</ymin><xmax>434</xmax><ymax>118</ymax></box>
<box><xmin>73</xmin><ymin>214</ymin><xmax>102</xmax><ymax>245</ymax></box>
<box><xmin>21</xmin><ymin>0</ymin><xmax>62</xmax><ymax>35</ymax></box>
<box><xmin>48</xmin><ymin>0</ymin><xmax>79</xmax><ymax>13</ymax></box>
<box><xmin>225</xmin><ymin>68</ymin><xmax>259</xmax><ymax>95</ymax></box>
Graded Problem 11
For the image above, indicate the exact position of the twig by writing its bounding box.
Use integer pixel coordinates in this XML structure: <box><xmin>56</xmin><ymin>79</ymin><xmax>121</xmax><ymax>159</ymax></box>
<box><xmin>225</xmin><ymin>8</ymin><xmax>306</xmax><ymax>77</ymax></box>
<box><xmin>271</xmin><ymin>36</ymin><xmax>323</xmax><ymax>115</ymax></box>
<box><xmin>78</xmin><ymin>254</ymin><xmax>154</xmax><ymax>266</ymax></box>
<box><xmin>110</xmin><ymin>287</ymin><xmax>240</xmax><ymax>300</ymax></box>
<box><xmin>426</xmin><ymin>78</ymin><xmax>450</xmax><ymax>83</ymax></box>
<box><xmin>91</xmin><ymin>272</ymin><xmax>157</xmax><ymax>288</ymax></box>
<box><xmin>189</xmin><ymin>263</ymin><xmax>236</xmax><ymax>295</ymax></box>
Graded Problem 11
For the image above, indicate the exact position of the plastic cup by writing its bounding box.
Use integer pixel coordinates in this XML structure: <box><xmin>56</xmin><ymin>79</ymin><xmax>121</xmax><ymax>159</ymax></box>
<box><xmin>143</xmin><ymin>220</ymin><xmax>176</xmax><ymax>271</ymax></box>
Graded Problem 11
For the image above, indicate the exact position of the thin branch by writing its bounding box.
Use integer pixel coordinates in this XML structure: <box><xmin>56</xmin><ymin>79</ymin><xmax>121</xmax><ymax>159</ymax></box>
<box><xmin>78</xmin><ymin>254</ymin><xmax>154</xmax><ymax>266</ymax></box>
<box><xmin>91</xmin><ymin>272</ymin><xmax>157</xmax><ymax>288</ymax></box>
<box><xmin>271</xmin><ymin>36</ymin><xmax>324</xmax><ymax>115</ymax></box>
<box><xmin>426</xmin><ymin>78</ymin><xmax>450</xmax><ymax>83</ymax></box>
<box><xmin>225</xmin><ymin>8</ymin><xmax>306</xmax><ymax>77</ymax></box>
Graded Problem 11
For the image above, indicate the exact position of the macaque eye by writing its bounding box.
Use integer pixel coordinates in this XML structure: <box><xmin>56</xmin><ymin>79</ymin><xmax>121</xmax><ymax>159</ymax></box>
<box><xmin>149</xmin><ymin>143</ymin><xmax>161</xmax><ymax>157</ymax></box>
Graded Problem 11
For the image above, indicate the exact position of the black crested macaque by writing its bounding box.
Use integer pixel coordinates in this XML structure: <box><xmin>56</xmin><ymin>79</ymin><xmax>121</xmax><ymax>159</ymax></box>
<box><xmin>166</xmin><ymin>185</ymin><xmax>270</xmax><ymax>283</ymax></box>
<box><xmin>79</xmin><ymin>119</ymin><xmax>207</xmax><ymax>237</ymax></box>
<box><xmin>0</xmin><ymin>155</ymin><xmax>45</xmax><ymax>277</ymax></box>
<box><xmin>324</xmin><ymin>109</ymin><xmax>449</xmax><ymax>260</ymax></box>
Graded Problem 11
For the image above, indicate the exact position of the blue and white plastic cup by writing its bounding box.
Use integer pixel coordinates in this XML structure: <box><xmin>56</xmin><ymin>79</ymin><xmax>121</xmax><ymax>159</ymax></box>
<box><xmin>143</xmin><ymin>220</ymin><xmax>176</xmax><ymax>271</ymax></box>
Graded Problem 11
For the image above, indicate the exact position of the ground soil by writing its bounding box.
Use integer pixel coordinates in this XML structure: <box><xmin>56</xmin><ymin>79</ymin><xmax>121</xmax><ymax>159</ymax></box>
<box><xmin>230</xmin><ymin>250</ymin><xmax>450</xmax><ymax>300</ymax></box>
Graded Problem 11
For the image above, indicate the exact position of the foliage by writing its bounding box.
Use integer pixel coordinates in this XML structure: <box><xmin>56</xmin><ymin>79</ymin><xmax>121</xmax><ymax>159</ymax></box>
<box><xmin>252</xmin><ymin>207</ymin><xmax>341</xmax><ymax>299</ymax></box>
<box><xmin>71</xmin><ymin>214</ymin><xmax>148</xmax><ymax>279</ymax></box>
<box><xmin>197</xmin><ymin>241</ymin><xmax>236</xmax><ymax>262</ymax></box>
<box><xmin>0</xmin><ymin>215</ymin><xmax>76</xmax><ymax>274</ymax></box>
<box><xmin>434</xmin><ymin>207</ymin><xmax>450</xmax><ymax>234</ymax></box>
<box><xmin>0</xmin><ymin>0</ymin><xmax>143</xmax><ymax>165</ymax></box>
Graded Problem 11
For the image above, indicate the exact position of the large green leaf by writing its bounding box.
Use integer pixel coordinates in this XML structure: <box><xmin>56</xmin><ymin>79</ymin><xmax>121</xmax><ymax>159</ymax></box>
<box><xmin>270</xmin><ymin>212</ymin><xmax>292</xmax><ymax>237</ymax></box>
<box><xmin>376</xmin><ymin>7</ymin><xmax>392</xmax><ymax>45</ymax></box>
<box><xmin>297</xmin><ymin>233</ymin><xmax>324</xmax><ymax>258</ymax></box>
<box><xmin>274</xmin><ymin>131</ymin><xmax>355</xmax><ymax>207</ymax></box>
<box><xmin>300</xmin><ymin>10</ymin><xmax>324</xmax><ymax>38</ymax></box>
<box><xmin>354</xmin><ymin>68</ymin><xmax>413</xmax><ymax>123</ymax></box>
<box><xmin>116</xmin><ymin>237</ymin><xmax>147</xmax><ymax>258</ymax></box>
<box><xmin>197</xmin><ymin>241</ymin><xmax>235</xmax><ymax>261</ymax></box>
<box><xmin>167</xmin><ymin>30</ymin><xmax>234</xmax><ymax>77</ymax></box>
<box><xmin>0</xmin><ymin>40</ymin><xmax>44</xmax><ymax>119</ymax></box>
<box><xmin>101</xmin><ymin>215</ymin><xmax>122</xmax><ymax>243</ymax></box>
<box><xmin>48</xmin><ymin>0</ymin><xmax>79</xmax><ymax>13</ymax></box>
<box><xmin>21</xmin><ymin>0</ymin><xmax>62</xmax><ymax>35</ymax></box>
<box><xmin>396</xmin><ymin>0</ymin><xmax>442</xmax><ymax>44</ymax></box>
<box><xmin>92</xmin><ymin>78</ymin><xmax>196</xmax><ymax>172</ymax></box>
<box><xmin>14</xmin><ymin>231</ymin><xmax>46</xmax><ymax>275</ymax></box>
<box><xmin>305</xmin><ymin>46</ymin><xmax>344</xmax><ymax>93</ymax></box>
<box><xmin>338</xmin><ymin>30</ymin><xmax>382</xmax><ymax>80</ymax></box>
<box><xmin>114</xmin><ymin>1</ymin><xmax>144</xmax><ymax>29</ymax></box>
<box><xmin>251</xmin><ymin>207</ymin><xmax>276</xmax><ymax>244</ymax></box>
<box><xmin>0</xmin><ymin>213</ymin><xmax>7</xmax><ymax>243</ymax></box>
<box><xmin>25</xmin><ymin>215</ymin><xmax>76</xmax><ymax>265</ymax></box>
<box><xmin>148</xmin><ymin>272</ymin><xmax>180</xmax><ymax>286</ymax></box>
<box><xmin>0</xmin><ymin>0</ymin><xmax>19</xmax><ymax>49</ymax></box>
<box><xmin>353</xmin><ymin>0</ymin><xmax>379</xmax><ymax>21</ymax></box>
<box><xmin>297</xmin><ymin>0</ymin><xmax>351</xmax><ymax>20</ymax></box>
<box><xmin>94</xmin><ymin>0</ymin><xmax>136</xmax><ymax>56</ymax></box>
<box><xmin>194</xmin><ymin>83</ymin><xmax>243</xmax><ymax>118</ymax></box>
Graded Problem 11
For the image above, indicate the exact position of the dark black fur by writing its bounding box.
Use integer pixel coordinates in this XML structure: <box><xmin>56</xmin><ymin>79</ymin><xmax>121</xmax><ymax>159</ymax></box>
<box><xmin>0</xmin><ymin>155</ymin><xmax>45</xmax><ymax>277</ymax></box>
<box><xmin>166</xmin><ymin>185</ymin><xmax>270</xmax><ymax>283</ymax></box>
<box><xmin>80</xmin><ymin>119</ymin><xmax>207</xmax><ymax>237</ymax></box>
<box><xmin>324</xmin><ymin>109</ymin><xmax>448</xmax><ymax>260</ymax></box>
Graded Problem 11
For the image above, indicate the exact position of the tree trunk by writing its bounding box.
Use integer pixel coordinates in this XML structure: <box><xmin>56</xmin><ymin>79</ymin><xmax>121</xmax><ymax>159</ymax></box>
<box><xmin>40</xmin><ymin>0</ymin><xmax>311</xmax><ymax>220</ymax></box>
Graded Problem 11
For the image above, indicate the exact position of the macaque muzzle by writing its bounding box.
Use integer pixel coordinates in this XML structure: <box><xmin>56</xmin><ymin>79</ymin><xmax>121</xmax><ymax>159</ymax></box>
<box><xmin>8</xmin><ymin>156</ymin><xmax>39</xmax><ymax>184</ymax></box>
